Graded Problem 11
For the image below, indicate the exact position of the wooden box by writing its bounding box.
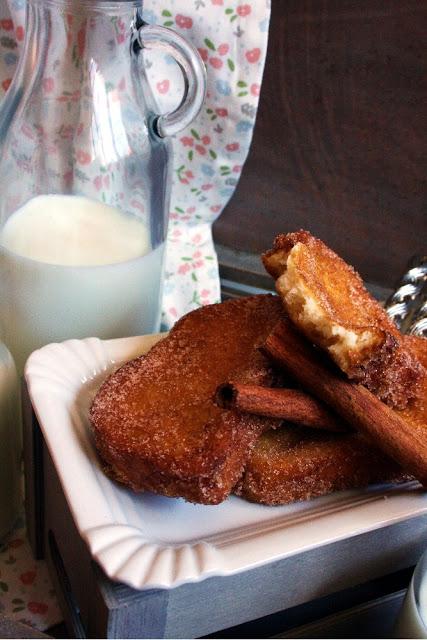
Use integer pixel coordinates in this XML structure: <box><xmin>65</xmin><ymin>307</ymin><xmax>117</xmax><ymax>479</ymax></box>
<box><xmin>23</xmin><ymin>384</ymin><xmax>427</xmax><ymax>639</ymax></box>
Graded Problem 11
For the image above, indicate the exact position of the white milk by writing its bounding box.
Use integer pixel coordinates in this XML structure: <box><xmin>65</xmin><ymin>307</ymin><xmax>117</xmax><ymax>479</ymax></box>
<box><xmin>0</xmin><ymin>195</ymin><xmax>164</xmax><ymax>372</ymax></box>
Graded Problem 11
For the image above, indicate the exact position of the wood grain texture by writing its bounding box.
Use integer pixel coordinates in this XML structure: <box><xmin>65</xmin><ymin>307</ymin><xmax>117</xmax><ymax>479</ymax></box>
<box><xmin>213</xmin><ymin>0</ymin><xmax>427</xmax><ymax>287</ymax></box>
<box><xmin>39</xmin><ymin>412</ymin><xmax>427</xmax><ymax>639</ymax></box>
<box><xmin>43</xmin><ymin>441</ymin><xmax>169</xmax><ymax>639</ymax></box>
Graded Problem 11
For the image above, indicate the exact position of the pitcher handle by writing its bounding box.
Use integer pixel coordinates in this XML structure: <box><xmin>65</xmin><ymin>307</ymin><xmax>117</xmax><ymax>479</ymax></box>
<box><xmin>137</xmin><ymin>24</ymin><xmax>207</xmax><ymax>138</ymax></box>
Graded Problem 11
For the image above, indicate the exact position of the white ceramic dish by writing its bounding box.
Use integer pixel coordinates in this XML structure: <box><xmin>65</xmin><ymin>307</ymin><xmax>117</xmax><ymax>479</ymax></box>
<box><xmin>25</xmin><ymin>335</ymin><xmax>427</xmax><ymax>591</ymax></box>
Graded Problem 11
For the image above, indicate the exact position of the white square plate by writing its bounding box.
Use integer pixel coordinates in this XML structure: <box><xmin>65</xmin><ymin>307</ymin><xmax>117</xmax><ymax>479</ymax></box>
<box><xmin>25</xmin><ymin>335</ymin><xmax>427</xmax><ymax>590</ymax></box>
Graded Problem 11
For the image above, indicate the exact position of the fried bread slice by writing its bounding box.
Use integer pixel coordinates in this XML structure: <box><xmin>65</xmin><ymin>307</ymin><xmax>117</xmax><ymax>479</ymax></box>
<box><xmin>262</xmin><ymin>230</ymin><xmax>423</xmax><ymax>408</ymax></box>
<box><xmin>398</xmin><ymin>335</ymin><xmax>427</xmax><ymax>431</ymax></box>
<box><xmin>236</xmin><ymin>335</ymin><xmax>426</xmax><ymax>505</ymax></box>
<box><xmin>235</xmin><ymin>428</ymin><xmax>408</xmax><ymax>505</ymax></box>
<box><xmin>90</xmin><ymin>295</ymin><xmax>284</xmax><ymax>505</ymax></box>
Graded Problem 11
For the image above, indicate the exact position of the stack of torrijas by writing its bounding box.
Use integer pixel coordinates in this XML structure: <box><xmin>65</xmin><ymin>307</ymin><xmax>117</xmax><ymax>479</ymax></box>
<box><xmin>90</xmin><ymin>231</ymin><xmax>427</xmax><ymax>506</ymax></box>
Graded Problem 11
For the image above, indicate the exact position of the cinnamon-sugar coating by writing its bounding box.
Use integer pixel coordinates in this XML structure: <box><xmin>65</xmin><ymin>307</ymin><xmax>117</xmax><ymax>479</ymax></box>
<box><xmin>262</xmin><ymin>230</ymin><xmax>423</xmax><ymax>408</ymax></box>
<box><xmin>398</xmin><ymin>336</ymin><xmax>427</xmax><ymax>431</ymax></box>
<box><xmin>235</xmin><ymin>427</ymin><xmax>408</xmax><ymax>506</ymax></box>
<box><xmin>90</xmin><ymin>295</ymin><xmax>284</xmax><ymax>505</ymax></box>
<box><xmin>237</xmin><ymin>335</ymin><xmax>426</xmax><ymax>506</ymax></box>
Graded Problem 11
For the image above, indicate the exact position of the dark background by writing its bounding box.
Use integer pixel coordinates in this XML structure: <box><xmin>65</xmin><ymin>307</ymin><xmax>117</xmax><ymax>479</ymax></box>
<box><xmin>213</xmin><ymin>0</ymin><xmax>426</xmax><ymax>288</ymax></box>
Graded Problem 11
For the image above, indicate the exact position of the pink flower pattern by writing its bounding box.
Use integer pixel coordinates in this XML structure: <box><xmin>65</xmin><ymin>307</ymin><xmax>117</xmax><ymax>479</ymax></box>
<box><xmin>0</xmin><ymin>0</ymin><xmax>270</xmax><ymax>622</ymax></box>
<box><xmin>0</xmin><ymin>0</ymin><xmax>269</xmax><ymax>331</ymax></box>
<box><xmin>141</xmin><ymin>0</ymin><xmax>270</xmax><ymax>327</ymax></box>
<box><xmin>0</xmin><ymin>519</ymin><xmax>61</xmax><ymax>631</ymax></box>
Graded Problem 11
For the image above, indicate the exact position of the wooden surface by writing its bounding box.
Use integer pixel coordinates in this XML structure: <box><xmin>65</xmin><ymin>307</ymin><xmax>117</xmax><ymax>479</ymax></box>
<box><xmin>213</xmin><ymin>0</ymin><xmax>427</xmax><ymax>288</ymax></box>
<box><xmin>20</xmin><ymin>378</ymin><xmax>425</xmax><ymax>639</ymax></box>
<box><xmin>41</xmin><ymin>434</ymin><xmax>427</xmax><ymax>639</ymax></box>
<box><xmin>278</xmin><ymin>590</ymin><xmax>406</xmax><ymax>638</ymax></box>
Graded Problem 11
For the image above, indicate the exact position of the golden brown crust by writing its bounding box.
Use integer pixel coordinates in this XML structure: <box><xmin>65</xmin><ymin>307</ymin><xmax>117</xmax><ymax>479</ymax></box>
<box><xmin>90</xmin><ymin>295</ymin><xmax>285</xmax><ymax>505</ymax></box>
<box><xmin>398</xmin><ymin>336</ymin><xmax>427</xmax><ymax>432</ymax></box>
<box><xmin>236</xmin><ymin>427</ymin><xmax>409</xmax><ymax>506</ymax></box>
<box><xmin>237</xmin><ymin>334</ymin><xmax>426</xmax><ymax>506</ymax></box>
<box><xmin>262</xmin><ymin>230</ymin><xmax>424</xmax><ymax>408</ymax></box>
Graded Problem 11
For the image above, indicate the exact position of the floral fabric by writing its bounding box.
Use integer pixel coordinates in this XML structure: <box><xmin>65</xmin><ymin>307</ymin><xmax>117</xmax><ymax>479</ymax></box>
<box><xmin>0</xmin><ymin>0</ymin><xmax>271</xmax><ymax>631</ymax></box>
<box><xmin>0</xmin><ymin>0</ymin><xmax>271</xmax><ymax>328</ymax></box>
<box><xmin>0</xmin><ymin>516</ymin><xmax>62</xmax><ymax>630</ymax></box>
<box><xmin>143</xmin><ymin>0</ymin><xmax>271</xmax><ymax>326</ymax></box>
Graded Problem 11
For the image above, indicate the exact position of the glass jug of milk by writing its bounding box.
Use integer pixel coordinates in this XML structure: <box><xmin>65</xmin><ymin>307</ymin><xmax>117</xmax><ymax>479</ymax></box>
<box><xmin>0</xmin><ymin>0</ymin><xmax>206</xmax><ymax>373</ymax></box>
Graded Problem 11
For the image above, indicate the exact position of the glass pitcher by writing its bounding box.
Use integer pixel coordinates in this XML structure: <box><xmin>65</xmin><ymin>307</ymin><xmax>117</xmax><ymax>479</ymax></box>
<box><xmin>0</xmin><ymin>0</ymin><xmax>206</xmax><ymax>373</ymax></box>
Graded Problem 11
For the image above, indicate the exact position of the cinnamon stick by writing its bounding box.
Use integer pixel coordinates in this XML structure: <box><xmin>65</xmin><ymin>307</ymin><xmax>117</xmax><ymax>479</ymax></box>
<box><xmin>216</xmin><ymin>383</ymin><xmax>347</xmax><ymax>432</ymax></box>
<box><xmin>262</xmin><ymin>319</ymin><xmax>427</xmax><ymax>487</ymax></box>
